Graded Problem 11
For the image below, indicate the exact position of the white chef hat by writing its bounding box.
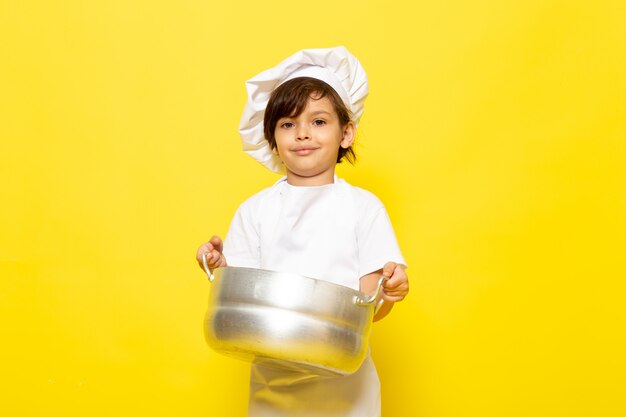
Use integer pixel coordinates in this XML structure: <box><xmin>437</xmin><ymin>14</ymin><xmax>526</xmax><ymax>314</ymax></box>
<box><xmin>238</xmin><ymin>46</ymin><xmax>369</xmax><ymax>173</ymax></box>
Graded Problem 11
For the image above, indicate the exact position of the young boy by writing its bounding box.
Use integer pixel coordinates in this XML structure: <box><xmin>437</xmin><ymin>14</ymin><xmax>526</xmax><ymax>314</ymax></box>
<box><xmin>197</xmin><ymin>46</ymin><xmax>409</xmax><ymax>417</ymax></box>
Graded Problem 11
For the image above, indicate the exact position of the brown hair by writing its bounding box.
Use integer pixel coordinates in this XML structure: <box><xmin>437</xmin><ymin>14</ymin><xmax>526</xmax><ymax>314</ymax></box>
<box><xmin>263</xmin><ymin>77</ymin><xmax>356</xmax><ymax>164</ymax></box>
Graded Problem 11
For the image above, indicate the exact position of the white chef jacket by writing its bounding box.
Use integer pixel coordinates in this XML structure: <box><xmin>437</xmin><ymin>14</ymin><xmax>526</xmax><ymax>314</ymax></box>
<box><xmin>223</xmin><ymin>176</ymin><xmax>406</xmax><ymax>417</ymax></box>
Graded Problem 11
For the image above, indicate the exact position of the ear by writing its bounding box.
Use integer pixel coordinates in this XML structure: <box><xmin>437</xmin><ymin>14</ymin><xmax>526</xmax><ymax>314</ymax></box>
<box><xmin>340</xmin><ymin>122</ymin><xmax>355</xmax><ymax>149</ymax></box>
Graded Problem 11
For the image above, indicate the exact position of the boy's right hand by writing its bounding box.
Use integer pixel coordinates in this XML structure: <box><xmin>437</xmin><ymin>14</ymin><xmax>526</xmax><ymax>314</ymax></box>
<box><xmin>196</xmin><ymin>235</ymin><xmax>227</xmax><ymax>273</ymax></box>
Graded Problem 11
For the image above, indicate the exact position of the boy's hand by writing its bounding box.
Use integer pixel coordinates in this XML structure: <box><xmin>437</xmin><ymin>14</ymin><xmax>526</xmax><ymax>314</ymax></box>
<box><xmin>381</xmin><ymin>262</ymin><xmax>409</xmax><ymax>303</ymax></box>
<box><xmin>196</xmin><ymin>236</ymin><xmax>227</xmax><ymax>273</ymax></box>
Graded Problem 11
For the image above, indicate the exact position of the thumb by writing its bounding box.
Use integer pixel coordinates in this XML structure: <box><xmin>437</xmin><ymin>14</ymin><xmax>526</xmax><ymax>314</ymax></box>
<box><xmin>382</xmin><ymin>262</ymin><xmax>397</xmax><ymax>278</ymax></box>
<box><xmin>209</xmin><ymin>235</ymin><xmax>223</xmax><ymax>253</ymax></box>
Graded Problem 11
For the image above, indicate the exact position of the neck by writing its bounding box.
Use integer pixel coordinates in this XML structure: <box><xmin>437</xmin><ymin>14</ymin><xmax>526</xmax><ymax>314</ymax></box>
<box><xmin>285</xmin><ymin>170</ymin><xmax>335</xmax><ymax>186</ymax></box>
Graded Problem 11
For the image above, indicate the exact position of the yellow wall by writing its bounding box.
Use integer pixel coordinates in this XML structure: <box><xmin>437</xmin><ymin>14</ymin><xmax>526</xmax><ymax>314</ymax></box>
<box><xmin>1</xmin><ymin>1</ymin><xmax>624</xmax><ymax>416</ymax></box>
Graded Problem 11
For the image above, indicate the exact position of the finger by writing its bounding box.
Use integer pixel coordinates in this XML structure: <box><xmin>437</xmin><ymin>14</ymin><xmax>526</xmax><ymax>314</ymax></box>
<box><xmin>384</xmin><ymin>277</ymin><xmax>409</xmax><ymax>291</ymax></box>
<box><xmin>383</xmin><ymin>295</ymin><xmax>406</xmax><ymax>303</ymax></box>
<box><xmin>199</xmin><ymin>249</ymin><xmax>212</xmax><ymax>264</ymax></box>
<box><xmin>383</xmin><ymin>280</ymin><xmax>408</xmax><ymax>290</ymax></box>
<box><xmin>208</xmin><ymin>249</ymin><xmax>222</xmax><ymax>267</ymax></box>
<box><xmin>196</xmin><ymin>244</ymin><xmax>213</xmax><ymax>266</ymax></box>
<box><xmin>382</xmin><ymin>262</ymin><xmax>397</xmax><ymax>278</ymax></box>
<box><xmin>209</xmin><ymin>235</ymin><xmax>223</xmax><ymax>253</ymax></box>
<box><xmin>210</xmin><ymin>249</ymin><xmax>227</xmax><ymax>268</ymax></box>
<box><xmin>381</xmin><ymin>291</ymin><xmax>407</xmax><ymax>302</ymax></box>
<box><xmin>386</xmin><ymin>264</ymin><xmax>409</xmax><ymax>288</ymax></box>
<box><xmin>383</xmin><ymin>279</ymin><xmax>409</xmax><ymax>297</ymax></box>
<box><xmin>383</xmin><ymin>269</ymin><xmax>407</xmax><ymax>289</ymax></box>
<box><xmin>382</xmin><ymin>281</ymin><xmax>408</xmax><ymax>293</ymax></box>
<box><xmin>383</xmin><ymin>282</ymin><xmax>408</xmax><ymax>297</ymax></box>
<box><xmin>383</xmin><ymin>288</ymin><xmax>408</xmax><ymax>298</ymax></box>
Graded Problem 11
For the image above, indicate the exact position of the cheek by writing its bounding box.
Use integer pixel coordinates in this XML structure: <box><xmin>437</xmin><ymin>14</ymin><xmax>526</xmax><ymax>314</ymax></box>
<box><xmin>274</xmin><ymin>130</ymin><xmax>291</xmax><ymax>145</ymax></box>
<box><xmin>272</xmin><ymin>135</ymin><xmax>288</xmax><ymax>155</ymax></box>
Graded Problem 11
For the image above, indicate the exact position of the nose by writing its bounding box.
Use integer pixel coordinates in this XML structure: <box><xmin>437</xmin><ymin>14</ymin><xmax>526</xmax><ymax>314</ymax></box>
<box><xmin>296</xmin><ymin>123</ymin><xmax>310</xmax><ymax>141</ymax></box>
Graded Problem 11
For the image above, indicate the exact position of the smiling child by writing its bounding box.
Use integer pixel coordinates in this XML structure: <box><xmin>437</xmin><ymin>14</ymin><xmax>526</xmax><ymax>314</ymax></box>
<box><xmin>196</xmin><ymin>46</ymin><xmax>409</xmax><ymax>417</ymax></box>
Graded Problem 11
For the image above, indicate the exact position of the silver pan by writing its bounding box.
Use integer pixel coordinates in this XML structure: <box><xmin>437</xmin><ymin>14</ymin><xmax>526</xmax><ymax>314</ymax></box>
<box><xmin>201</xmin><ymin>254</ymin><xmax>385</xmax><ymax>376</ymax></box>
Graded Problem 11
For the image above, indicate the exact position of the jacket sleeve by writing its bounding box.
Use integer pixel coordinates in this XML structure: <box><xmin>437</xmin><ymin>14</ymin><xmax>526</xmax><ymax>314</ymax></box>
<box><xmin>222</xmin><ymin>201</ymin><xmax>261</xmax><ymax>268</ymax></box>
<box><xmin>357</xmin><ymin>204</ymin><xmax>406</xmax><ymax>277</ymax></box>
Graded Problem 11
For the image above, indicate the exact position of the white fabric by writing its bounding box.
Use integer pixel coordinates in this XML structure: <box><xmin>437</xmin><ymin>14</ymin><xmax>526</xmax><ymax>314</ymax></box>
<box><xmin>283</xmin><ymin>66</ymin><xmax>350</xmax><ymax>109</ymax></box>
<box><xmin>223</xmin><ymin>176</ymin><xmax>405</xmax><ymax>417</ymax></box>
<box><xmin>238</xmin><ymin>46</ymin><xmax>369</xmax><ymax>173</ymax></box>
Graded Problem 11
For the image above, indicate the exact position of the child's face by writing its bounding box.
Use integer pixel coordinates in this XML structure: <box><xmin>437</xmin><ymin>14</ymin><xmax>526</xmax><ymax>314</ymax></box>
<box><xmin>273</xmin><ymin>95</ymin><xmax>354</xmax><ymax>186</ymax></box>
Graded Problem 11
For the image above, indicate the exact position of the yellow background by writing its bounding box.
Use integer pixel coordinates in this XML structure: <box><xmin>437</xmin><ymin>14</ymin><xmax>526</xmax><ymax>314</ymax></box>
<box><xmin>1</xmin><ymin>0</ymin><xmax>625</xmax><ymax>416</ymax></box>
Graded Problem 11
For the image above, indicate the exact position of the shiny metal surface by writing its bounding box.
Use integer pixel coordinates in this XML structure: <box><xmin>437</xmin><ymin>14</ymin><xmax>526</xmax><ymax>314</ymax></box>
<box><xmin>203</xmin><ymin>265</ymin><xmax>381</xmax><ymax>376</ymax></box>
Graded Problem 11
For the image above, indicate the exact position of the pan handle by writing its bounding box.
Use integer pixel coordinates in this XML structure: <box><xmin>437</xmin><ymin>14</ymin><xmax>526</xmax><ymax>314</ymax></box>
<box><xmin>355</xmin><ymin>275</ymin><xmax>388</xmax><ymax>312</ymax></box>
<box><xmin>201</xmin><ymin>252</ymin><xmax>215</xmax><ymax>282</ymax></box>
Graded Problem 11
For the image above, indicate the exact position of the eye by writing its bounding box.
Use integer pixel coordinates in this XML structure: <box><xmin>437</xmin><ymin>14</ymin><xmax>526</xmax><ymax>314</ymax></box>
<box><xmin>313</xmin><ymin>119</ymin><xmax>326</xmax><ymax>126</ymax></box>
<box><xmin>280</xmin><ymin>121</ymin><xmax>294</xmax><ymax>129</ymax></box>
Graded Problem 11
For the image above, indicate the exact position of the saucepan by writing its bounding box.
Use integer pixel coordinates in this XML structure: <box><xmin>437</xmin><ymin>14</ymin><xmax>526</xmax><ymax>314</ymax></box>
<box><xmin>201</xmin><ymin>253</ymin><xmax>386</xmax><ymax>376</ymax></box>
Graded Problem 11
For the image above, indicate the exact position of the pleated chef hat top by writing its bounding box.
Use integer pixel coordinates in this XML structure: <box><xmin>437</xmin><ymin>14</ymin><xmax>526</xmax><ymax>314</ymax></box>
<box><xmin>238</xmin><ymin>46</ymin><xmax>369</xmax><ymax>173</ymax></box>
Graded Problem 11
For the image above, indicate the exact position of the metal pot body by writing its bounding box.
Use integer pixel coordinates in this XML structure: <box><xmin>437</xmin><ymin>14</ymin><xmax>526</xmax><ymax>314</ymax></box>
<box><xmin>204</xmin><ymin>266</ymin><xmax>379</xmax><ymax>376</ymax></box>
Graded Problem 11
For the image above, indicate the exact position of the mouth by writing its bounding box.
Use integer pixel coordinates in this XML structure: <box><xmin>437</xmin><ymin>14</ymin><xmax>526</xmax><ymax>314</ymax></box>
<box><xmin>291</xmin><ymin>147</ymin><xmax>319</xmax><ymax>156</ymax></box>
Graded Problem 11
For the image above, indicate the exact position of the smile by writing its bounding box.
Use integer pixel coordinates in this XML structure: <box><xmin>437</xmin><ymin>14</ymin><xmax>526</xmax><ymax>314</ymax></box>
<box><xmin>291</xmin><ymin>147</ymin><xmax>319</xmax><ymax>156</ymax></box>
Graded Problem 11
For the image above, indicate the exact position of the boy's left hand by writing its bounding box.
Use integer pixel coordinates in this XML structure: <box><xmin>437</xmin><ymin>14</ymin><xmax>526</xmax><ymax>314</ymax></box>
<box><xmin>380</xmin><ymin>262</ymin><xmax>409</xmax><ymax>303</ymax></box>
